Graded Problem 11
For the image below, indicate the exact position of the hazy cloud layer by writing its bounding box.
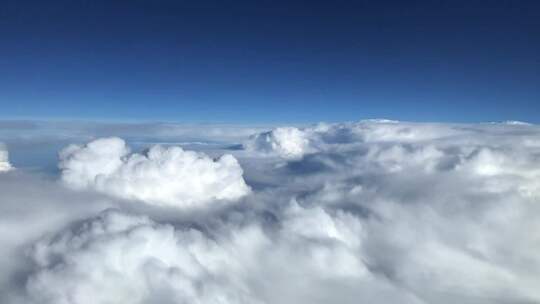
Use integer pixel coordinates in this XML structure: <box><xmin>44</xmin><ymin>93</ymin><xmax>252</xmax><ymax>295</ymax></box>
<box><xmin>0</xmin><ymin>120</ymin><xmax>276</xmax><ymax>145</ymax></box>
<box><xmin>1</xmin><ymin>120</ymin><xmax>540</xmax><ymax>303</ymax></box>
<box><xmin>0</xmin><ymin>120</ymin><xmax>287</xmax><ymax>173</ymax></box>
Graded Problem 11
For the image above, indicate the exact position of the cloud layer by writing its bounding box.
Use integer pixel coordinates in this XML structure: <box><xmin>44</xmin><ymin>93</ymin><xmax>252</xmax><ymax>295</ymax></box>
<box><xmin>59</xmin><ymin>137</ymin><xmax>251</xmax><ymax>208</ymax></box>
<box><xmin>1</xmin><ymin>120</ymin><xmax>540</xmax><ymax>303</ymax></box>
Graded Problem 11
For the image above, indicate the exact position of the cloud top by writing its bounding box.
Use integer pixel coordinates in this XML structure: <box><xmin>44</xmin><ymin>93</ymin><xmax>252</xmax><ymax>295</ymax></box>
<box><xmin>59</xmin><ymin>137</ymin><xmax>250</xmax><ymax>208</ymax></box>
<box><xmin>26</xmin><ymin>209</ymin><xmax>262</xmax><ymax>304</ymax></box>
<box><xmin>0</xmin><ymin>143</ymin><xmax>13</xmax><ymax>172</ymax></box>
<box><xmin>244</xmin><ymin>127</ymin><xmax>311</xmax><ymax>159</ymax></box>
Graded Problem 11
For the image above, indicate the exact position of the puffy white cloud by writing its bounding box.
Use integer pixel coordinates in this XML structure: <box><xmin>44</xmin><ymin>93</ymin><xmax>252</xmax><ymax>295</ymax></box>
<box><xmin>26</xmin><ymin>209</ymin><xmax>263</xmax><ymax>304</ymax></box>
<box><xmin>59</xmin><ymin>137</ymin><xmax>250</xmax><ymax>208</ymax></box>
<box><xmin>0</xmin><ymin>171</ymin><xmax>112</xmax><ymax>303</ymax></box>
<box><xmin>243</xmin><ymin>121</ymin><xmax>462</xmax><ymax>161</ymax></box>
<box><xmin>25</xmin><ymin>205</ymin><xmax>421</xmax><ymax>304</ymax></box>
<box><xmin>243</xmin><ymin>127</ymin><xmax>311</xmax><ymax>159</ymax></box>
<box><xmin>0</xmin><ymin>143</ymin><xmax>13</xmax><ymax>172</ymax></box>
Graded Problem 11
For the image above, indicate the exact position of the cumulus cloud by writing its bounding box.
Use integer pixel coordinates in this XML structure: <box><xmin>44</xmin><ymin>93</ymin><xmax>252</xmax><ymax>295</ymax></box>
<box><xmin>0</xmin><ymin>143</ymin><xmax>13</xmax><ymax>172</ymax></box>
<box><xmin>0</xmin><ymin>171</ymin><xmax>112</xmax><ymax>303</ymax></box>
<box><xmin>240</xmin><ymin>121</ymin><xmax>540</xmax><ymax>303</ymax></box>
<box><xmin>243</xmin><ymin>121</ymin><xmax>463</xmax><ymax>160</ymax></box>
<box><xmin>26</xmin><ymin>209</ymin><xmax>263</xmax><ymax>304</ymax></box>
<box><xmin>243</xmin><ymin>127</ymin><xmax>311</xmax><ymax>159</ymax></box>
<box><xmin>59</xmin><ymin>137</ymin><xmax>251</xmax><ymax>208</ymax></box>
<box><xmin>25</xmin><ymin>204</ymin><xmax>423</xmax><ymax>304</ymax></box>
<box><xmin>2</xmin><ymin>121</ymin><xmax>540</xmax><ymax>304</ymax></box>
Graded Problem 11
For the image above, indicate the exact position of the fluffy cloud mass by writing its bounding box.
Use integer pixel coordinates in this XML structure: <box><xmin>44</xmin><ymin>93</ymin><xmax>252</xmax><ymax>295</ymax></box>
<box><xmin>26</xmin><ymin>209</ymin><xmax>262</xmax><ymax>304</ymax></box>
<box><xmin>24</xmin><ymin>205</ymin><xmax>423</xmax><ymax>304</ymax></box>
<box><xmin>243</xmin><ymin>127</ymin><xmax>311</xmax><ymax>159</ymax></box>
<box><xmin>1</xmin><ymin>120</ymin><xmax>540</xmax><ymax>304</ymax></box>
<box><xmin>0</xmin><ymin>143</ymin><xmax>13</xmax><ymax>172</ymax></box>
<box><xmin>59</xmin><ymin>137</ymin><xmax>251</xmax><ymax>208</ymax></box>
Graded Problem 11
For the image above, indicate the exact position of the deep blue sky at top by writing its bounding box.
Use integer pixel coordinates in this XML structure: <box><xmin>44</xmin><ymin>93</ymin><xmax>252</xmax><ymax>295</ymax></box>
<box><xmin>0</xmin><ymin>0</ymin><xmax>539</xmax><ymax>123</ymax></box>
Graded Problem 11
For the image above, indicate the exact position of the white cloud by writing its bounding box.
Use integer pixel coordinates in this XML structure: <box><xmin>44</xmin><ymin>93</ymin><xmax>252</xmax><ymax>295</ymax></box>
<box><xmin>243</xmin><ymin>127</ymin><xmax>311</xmax><ymax>159</ymax></box>
<box><xmin>243</xmin><ymin>121</ymin><xmax>463</xmax><ymax>161</ymax></box>
<box><xmin>0</xmin><ymin>143</ymin><xmax>13</xmax><ymax>172</ymax></box>
<box><xmin>59</xmin><ymin>137</ymin><xmax>251</xmax><ymax>208</ymax></box>
<box><xmin>2</xmin><ymin>121</ymin><xmax>540</xmax><ymax>303</ymax></box>
<box><xmin>501</xmin><ymin>120</ymin><xmax>531</xmax><ymax>125</ymax></box>
<box><xmin>26</xmin><ymin>209</ymin><xmax>263</xmax><ymax>304</ymax></box>
<box><xmin>0</xmin><ymin>171</ymin><xmax>112</xmax><ymax>303</ymax></box>
<box><xmin>25</xmin><ymin>206</ymin><xmax>421</xmax><ymax>304</ymax></box>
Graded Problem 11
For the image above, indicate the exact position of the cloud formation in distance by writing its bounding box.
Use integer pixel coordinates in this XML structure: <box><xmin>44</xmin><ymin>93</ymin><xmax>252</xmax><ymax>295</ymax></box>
<box><xmin>243</xmin><ymin>127</ymin><xmax>311</xmax><ymax>159</ymax></box>
<box><xmin>0</xmin><ymin>143</ymin><xmax>13</xmax><ymax>172</ymax></box>
<box><xmin>1</xmin><ymin>120</ymin><xmax>540</xmax><ymax>303</ymax></box>
<box><xmin>59</xmin><ymin>137</ymin><xmax>250</xmax><ymax>208</ymax></box>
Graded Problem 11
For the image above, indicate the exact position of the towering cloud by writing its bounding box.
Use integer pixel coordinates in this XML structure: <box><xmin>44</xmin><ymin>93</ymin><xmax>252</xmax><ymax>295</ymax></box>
<box><xmin>0</xmin><ymin>143</ymin><xmax>13</xmax><ymax>172</ymax></box>
<box><xmin>59</xmin><ymin>137</ymin><xmax>250</xmax><ymax>208</ymax></box>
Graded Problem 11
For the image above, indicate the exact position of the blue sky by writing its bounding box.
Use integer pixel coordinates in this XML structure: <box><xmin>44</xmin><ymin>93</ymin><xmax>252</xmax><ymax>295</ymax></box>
<box><xmin>0</xmin><ymin>0</ymin><xmax>539</xmax><ymax>123</ymax></box>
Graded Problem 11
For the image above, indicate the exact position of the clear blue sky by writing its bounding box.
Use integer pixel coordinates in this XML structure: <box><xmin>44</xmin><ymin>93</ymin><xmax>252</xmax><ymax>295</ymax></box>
<box><xmin>0</xmin><ymin>0</ymin><xmax>539</xmax><ymax>123</ymax></box>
